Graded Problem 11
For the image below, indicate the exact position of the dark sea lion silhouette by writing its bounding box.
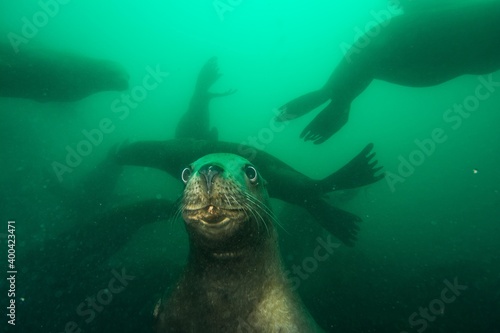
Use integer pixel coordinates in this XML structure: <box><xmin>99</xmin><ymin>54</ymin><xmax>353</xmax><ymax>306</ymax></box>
<box><xmin>115</xmin><ymin>139</ymin><xmax>383</xmax><ymax>246</ymax></box>
<box><xmin>46</xmin><ymin>143</ymin><xmax>124</xmax><ymax>216</ymax></box>
<box><xmin>0</xmin><ymin>44</ymin><xmax>129</xmax><ymax>102</ymax></box>
<box><xmin>175</xmin><ymin>57</ymin><xmax>236</xmax><ymax>141</ymax></box>
<box><xmin>277</xmin><ymin>1</ymin><xmax>500</xmax><ymax>143</ymax></box>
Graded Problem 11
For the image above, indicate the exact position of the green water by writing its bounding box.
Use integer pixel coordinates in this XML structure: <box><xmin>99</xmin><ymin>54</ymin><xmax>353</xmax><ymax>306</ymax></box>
<box><xmin>1</xmin><ymin>0</ymin><xmax>499</xmax><ymax>332</ymax></box>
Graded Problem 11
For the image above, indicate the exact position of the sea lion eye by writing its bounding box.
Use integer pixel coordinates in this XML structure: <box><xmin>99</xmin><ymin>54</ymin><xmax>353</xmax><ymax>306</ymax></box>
<box><xmin>245</xmin><ymin>165</ymin><xmax>258</xmax><ymax>184</ymax></box>
<box><xmin>181</xmin><ymin>167</ymin><xmax>192</xmax><ymax>184</ymax></box>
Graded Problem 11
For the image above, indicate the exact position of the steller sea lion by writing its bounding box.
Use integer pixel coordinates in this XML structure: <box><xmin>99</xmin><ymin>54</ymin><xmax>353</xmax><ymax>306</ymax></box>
<box><xmin>115</xmin><ymin>138</ymin><xmax>384</xmax><ymax>246</ymax></box>
<box><xmin>174</xmin><ymin>57</ymin><xmax>236</xmax><ymax>141</ymax></box>
<box><xmin>276</xmin><ymin>1</ymin><xmax>500</xmax><ymax>144</ymax></box>
<box><xmin>0</xmin><ymin>44</ymin><xmax>129</xmax><ymax>102</ymax></box>
<box><xmin>45</xmin><ymin>143</ymin><xmax>124</xmax><ymax>216</ymax></box>
<box><xmin>153</xmin><ymin>153</ymin><xmax>324</xmax><ymax>332</ymax></box>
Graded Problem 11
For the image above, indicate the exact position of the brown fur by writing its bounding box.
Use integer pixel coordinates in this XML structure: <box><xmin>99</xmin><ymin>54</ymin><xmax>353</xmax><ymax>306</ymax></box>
<box><xmin>154</xmin><ymin>154</ymin><xmax>323</xmax><ymax>332</ymax></box>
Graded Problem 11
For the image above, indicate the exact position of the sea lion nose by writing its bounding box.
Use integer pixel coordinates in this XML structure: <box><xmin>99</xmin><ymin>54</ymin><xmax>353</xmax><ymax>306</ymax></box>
<box><xmin>199</xmin><ymin>164</ymin><xmax>224</xmax><ymax>193</ymax></box>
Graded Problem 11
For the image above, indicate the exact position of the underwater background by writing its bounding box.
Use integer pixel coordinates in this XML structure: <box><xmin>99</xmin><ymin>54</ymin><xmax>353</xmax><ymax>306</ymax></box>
<box><xmin>1</xmin><ymin>0</ymin><xmax>499</xmax><ymax>332</ymax></box>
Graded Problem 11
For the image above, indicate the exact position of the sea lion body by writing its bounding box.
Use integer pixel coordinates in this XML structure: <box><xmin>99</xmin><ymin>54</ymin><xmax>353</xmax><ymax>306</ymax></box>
<box><xmin>278</xmin><ymin>1</ymin><xmax>500</xmax><ymax>143</ymax></box>
<box><xmin>175</xmin><ymin>57</ymin><xmax>236</xmax><ymax>141</ymax></box>
<box><xmin>154</xmin><ymin>153</ymin><xmax>323</xmax><ymax>332</ymax></box>
<box><xmin>116</xmin><ymin>139</ymin><xmax>383</xmax><ymax>245</ymax></box>
<box><xmin>367</xmin><ymin>2</ymin><xmax>500</xmax><ymax>86</ymax></box>
<box><xmin>0</xmin><ymin>45</ymin><xmax>129</xmax><ymax>102</ymax></box>
<box><xmin>47</xmin><ymin>143</ymin><xmax>123</xmax><ymax>216</ymax></box>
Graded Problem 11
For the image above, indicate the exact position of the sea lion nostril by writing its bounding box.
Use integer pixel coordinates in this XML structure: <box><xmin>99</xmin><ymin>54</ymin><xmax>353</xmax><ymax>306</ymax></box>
<box><xmin>156</xmin><ymin>153</ymin><xmax>323</xmax><ymax>332</ymax></box>
<box><xmin>199</xmin><ymin>164</ymin><xmax>224</xmax><ymax>192</ymax></box>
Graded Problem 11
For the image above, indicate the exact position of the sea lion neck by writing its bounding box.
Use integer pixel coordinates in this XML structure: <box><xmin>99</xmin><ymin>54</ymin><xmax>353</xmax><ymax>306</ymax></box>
<box><xmin>184</xmin><ymin>234</ymin><xmax>284</xmax><ymax>295</ymax></box>
<box><xmin>188</xmin><ymin>230</ymin><xmax>279</xmax><ymax>266</ymax></box>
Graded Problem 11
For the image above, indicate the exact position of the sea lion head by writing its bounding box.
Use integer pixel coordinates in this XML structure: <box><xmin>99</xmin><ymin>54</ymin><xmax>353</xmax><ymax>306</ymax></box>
<box><xmin>180</xmin><ymin>153</ymin><xmax>272</xmax><ymax>255</ymax></box>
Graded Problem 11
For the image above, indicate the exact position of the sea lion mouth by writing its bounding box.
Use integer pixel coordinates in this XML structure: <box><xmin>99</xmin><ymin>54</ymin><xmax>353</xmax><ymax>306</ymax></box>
<box><xmin>200</xmin><ymin>217</ymin><xmax>230</xmax><ymax>225</ymax></box>
<box><xmin>184</xmin><ymin>205</ymin><xmax>245</xmax><ymax>227</ymax></box>
<box><xmin>199</xmin><ymin>206</ymin><xmax>230</xmax><ymax>225</ymax></box>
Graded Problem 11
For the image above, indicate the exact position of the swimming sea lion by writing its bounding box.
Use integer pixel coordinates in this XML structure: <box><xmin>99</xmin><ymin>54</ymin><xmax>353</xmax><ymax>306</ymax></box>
<box><xmin>115</xmin><ymin>138</ymin><xmax>383</xmax><ymax>245</ymax></box>
<box><xmin>0</xmin><ymin>44</ymin><xmax>129</xmax><ymax>102</ymax></box>
<box><xmin>154</xmin><ymin>153</ymin><xmax>324</xmax><ymax>332</ymax></box>
<box><xmin>175</xmin><ymin>57</ymin><xmax>236</xmax><ymax>141</ymax></box>
<box><xmin>276</xmin><ymin>1</ymin><xmax>500</xmax><ymax>143</ymax></box>
<box><xmin>17</xmin><ymin>198</ymin><xmax>177</xmax><ymax>333</ymax></box>
<box><xmin>46</xmin><ymin>143</ymin><xmax>124</xmax><ymax>216</ymax></box>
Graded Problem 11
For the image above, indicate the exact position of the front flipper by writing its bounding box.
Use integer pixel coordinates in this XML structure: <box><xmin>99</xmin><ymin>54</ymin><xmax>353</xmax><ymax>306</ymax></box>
<box><xmin>210</xmin><ymin>88</ymin><xmax>237</xmax><ymax>98</ymax></box>
<box><xmin>276</xmin><ymin>89</ymin><xmax>330</xmax><ymax>121</ymax></box>
<box><xmin>195</xmin><ymin>56</ymin><xmax>222</xmax><ymax>93</ymax></box>
<box><xmin>305</xmin><ymin>198</ymin><xmax>361</xmax><ymax>246</ymax></box>
<box><xmin>195</xmin><ymin>58</ymin><xmax>237</xmax><ymax>99</ymax></box>
<box><xmin>300</xmin><ymin>101</ymin><xmax>350</xmax><ymax>144</ymax></box>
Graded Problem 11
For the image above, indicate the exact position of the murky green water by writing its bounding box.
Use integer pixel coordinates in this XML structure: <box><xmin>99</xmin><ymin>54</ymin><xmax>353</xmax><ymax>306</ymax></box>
<box><xmin>1</xmin><ymin>1</ymin><xmax>499</xmax><ymax>332</ymax></box>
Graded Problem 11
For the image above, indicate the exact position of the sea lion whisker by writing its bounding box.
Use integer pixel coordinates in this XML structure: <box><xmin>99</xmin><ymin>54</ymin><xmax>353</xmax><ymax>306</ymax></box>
<box><xmin>243</xmin><ymin>192</ymin><xmax>286</xmax><ymax>234</ymax></box>
<box><xmin>223</xmin><ymin>193</ymin><xmax>232</xmax><ymax>207</ymax></box>
<box><xmin>243</xmin><ymin>201</ymin><xmax>264</xmax><ymax>234</ymax></box>
<box><xmin>251</xmin><ymin>203</ymin><xmax>270</xmax><ymax>237</ymax></box>
<box><xmin>239</xmin><ymin>201</ymin><xmax>251</xmax><ymax>224</ymax></box>
<box><xmin>239</xmin><ymin>195</ymin><xmax>268</xmax><ymax>235</ymax></box>
<box><xmin>241</xmin><ymin>194</ymin><xmax>270</xmax><ymax>236</ymax></box>
<box><xmin>229</xmin><ymin>193</ymin><xmax>242</xmax><ymax>207</ymax></box>
<box><xmin>158</xmin><ymin>153</ymin><xmax>322</xmax><ymax>332</ymax></box>
<box><xmin>264</xmin><ymin>208</ymin><xmax>288</xmax><ymax>234</ymax></box>
<box><xmin>171</xmin><ymin>205</ymin><xmax>183</xmax><ymax>228</ymax></box>
<box><xmin>255</xmin><ymin>199</ymin><xmax>287</xmax><ymax>234</ymax></box>
<box><xmin>170</xmin><ymin>196</ymin><xmax>185</xmax><ymax>228</ymax></box>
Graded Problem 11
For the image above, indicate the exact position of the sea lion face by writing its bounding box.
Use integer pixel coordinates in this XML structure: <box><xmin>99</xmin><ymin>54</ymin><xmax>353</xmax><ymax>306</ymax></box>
<box><xmin>181</xmin><ymin>153</ymin><xmax>270</xmax><ymax>252</ymax></box>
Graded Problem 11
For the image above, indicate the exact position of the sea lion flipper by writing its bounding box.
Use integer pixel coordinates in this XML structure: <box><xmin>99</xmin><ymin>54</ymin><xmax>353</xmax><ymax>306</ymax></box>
<box><xmin>209</xmin><ymin>88</ymin><xmax>237</xmax><ymax>98</ymax></box>
<box><xmin>82</xmin><ymin>198</ymin><xmax>174</xmax><ymax>257</ymax></box>
<box><xmin>195</xmin><ymin>56</ymin><xmax>222</xmax><ymax>93</ymax></box>
<box><xmin>305</xmin><ymin>199</ymin><xmax>361</xmax><ymax>246</ymax></box>
<box><xmin>115</xmin><ymin>140</ymin><xmax>173</xmax><ymax>173</ymax></box>
<box><xmin>319</xmin><ymin>143</ymin><xmax>384</xmax><ymax>192</ymax></box>
<box><xmin>300</xmin><ymin>101</ymin><xmax>349</xmax><ymax>144</ymax></box>
<box><xmin>276</xmin><ymin>89</ymin><xmax>330</xmax><ymax>121</ymax></box>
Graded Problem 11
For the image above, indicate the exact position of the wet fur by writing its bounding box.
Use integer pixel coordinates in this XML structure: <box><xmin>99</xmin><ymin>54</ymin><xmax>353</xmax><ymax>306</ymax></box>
<box><xmin>154</xmin><ymin>154</ymin><xmax>323</xmax><ymax>332</ymax></box>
